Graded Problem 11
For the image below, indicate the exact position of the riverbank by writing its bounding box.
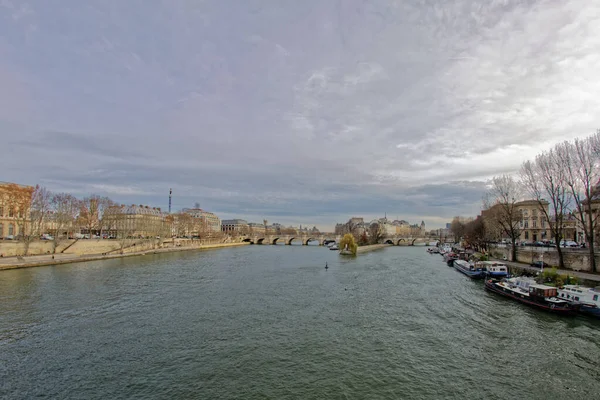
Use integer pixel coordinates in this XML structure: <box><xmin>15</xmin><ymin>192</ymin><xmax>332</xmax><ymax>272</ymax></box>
<box><xmin>0</xmin><ymin>242</ymin><xmax>250</xmax><ymax>271</ymax></box>
<box><xmin>492</xmin><ymin>257</ymin><xmax>600</xmax><ymax>285</ymax></box>
<box><xmin>357</xmin><ymin>244</ymin><xmax>390</xmax><ymax>254</ymax></box>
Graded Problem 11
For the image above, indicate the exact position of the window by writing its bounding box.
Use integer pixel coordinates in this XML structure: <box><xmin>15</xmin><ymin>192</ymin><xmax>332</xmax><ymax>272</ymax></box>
<box><xmin>8</xmin><ymin>223</ymin><xmax>14</xmax><ymax>236</ymax></box>
<box><xmin>8</xmin><ymin>207</ymin><xmax>14</xmax><ymax>217</ymax></box>
<box><xmin>541</xmin><ymin>220</ymin><xmax>545</xmax><ymax>228</ymax></box>
<box><xmin>0</xmin><ymin>206</ymin><xmax>3</xmax><ymax>216</ymax></box>
<box><xmin>524</xmin><ymin>221</ymin><xmax>529</xmax><ymax>228</ymax></box>
<box><xmin>594</xmin><ymin>295</ymin><xmax>598</xmax><ymax>302</ymax></box>
<box><xmin>533</xmin><ymin>220</ymin><xmax>537</xmax><ymax>228</ymax></box>
<box><xmin>525</xmin><ymin>231</ymin><xmax>529</xmax><ymax>239</ymax></box>
<box><xmin>0</xmin><ymin>223</ymin><xmax>3</xmax><ymax>236</ymax></box>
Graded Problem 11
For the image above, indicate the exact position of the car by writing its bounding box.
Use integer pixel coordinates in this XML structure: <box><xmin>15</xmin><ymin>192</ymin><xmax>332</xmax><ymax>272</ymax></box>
<box><xmin>560</xmin><ymin>240</ymin><xmax>578</xmax><ymax>247</ymax></box>
<box><xmin>530</xmin><ymin>261</ymin><xmax>550</xmax><ymax>269</ymax></box>
<box><xmin>41</xmin><ymin>234</ymin><xmax>54</xmax><ymax>241</ymax></box>
<box><xmin>5</xmin><ymin>235</ymin><xmax>15</xmax><ymax>240</ymax></box>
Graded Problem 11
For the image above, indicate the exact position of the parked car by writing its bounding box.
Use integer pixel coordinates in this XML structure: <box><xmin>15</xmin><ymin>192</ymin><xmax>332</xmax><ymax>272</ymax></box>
<box><xmin>530</xmin><ymin>261</ymin><xmax>550</xmax><ymax>269</ymax></box>
<box><xmin>560</xmin><ymin>240</ymin><xmax>578</xmax><ymax>247</ymax></box>
<box><xmin>5</xmin><ymin>235</ymin><xmax>15</xmax><ymax>240</ymax></box>
<box><xmin>41</xmin><ymin>234</ymin><xmax>54</xmax><ymax>240</ymax></box>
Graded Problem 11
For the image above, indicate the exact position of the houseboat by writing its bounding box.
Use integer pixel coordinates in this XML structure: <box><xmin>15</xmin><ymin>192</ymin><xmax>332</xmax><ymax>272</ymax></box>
<box><xmin>453</xmin><ymin>259</ymin><xmax>487</xmax><ymax>279</ymax></box>
<box><xmin>557</xmin><ymin>285</ymin><xmax>600</xmax><ymax>318</ymax></box>
<box><xmin>475</xmin><ymin>261</ymin><xmax>509</xmax><ymax>279</ymax></box>
<box><xmin>443</xmin><ymin>252</ymin><xmax>459</xmax><ymax>266</ymax></box>
<box><xmin>484</xmin><ymin>277</ymin><xmax>580</xmax><ymax>315</ymax></box>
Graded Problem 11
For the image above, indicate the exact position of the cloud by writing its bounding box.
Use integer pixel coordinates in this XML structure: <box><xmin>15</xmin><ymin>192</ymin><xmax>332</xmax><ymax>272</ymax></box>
<box><xmin>1</xmin><ymin>0</ymin><xmax>600</xmax><ymax>229</ymax></box>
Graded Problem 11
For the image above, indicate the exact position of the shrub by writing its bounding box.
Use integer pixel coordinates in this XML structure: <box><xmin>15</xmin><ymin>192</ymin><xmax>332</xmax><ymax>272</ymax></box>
<box><xmin>541</xmin><ymin>267</ymin><xmax>559</xmax><ymax>283</ymax></box>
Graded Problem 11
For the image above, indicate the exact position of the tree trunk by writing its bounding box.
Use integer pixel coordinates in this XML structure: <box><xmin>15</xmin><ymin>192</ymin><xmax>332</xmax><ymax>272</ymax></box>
<box><xmin>554</xmin><ymin>233</ymin><xmax>565</xmax><ymax>269</ymax></box>
<box><xmin>586</xmin><ymin>204</ymin><xmax>596</xmax><ymax>273</ymax></box>
<box><xmin>511</xmin><ymin>238</ymin><xmax>517</xmax><ymax>261</ymax></box>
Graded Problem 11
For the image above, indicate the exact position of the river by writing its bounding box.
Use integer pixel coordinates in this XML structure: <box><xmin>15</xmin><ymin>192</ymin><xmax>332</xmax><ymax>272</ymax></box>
<box><xmin>1</xmin><ymin>246</ymin><xmax>599</xmax><ymax>399</ymax></box>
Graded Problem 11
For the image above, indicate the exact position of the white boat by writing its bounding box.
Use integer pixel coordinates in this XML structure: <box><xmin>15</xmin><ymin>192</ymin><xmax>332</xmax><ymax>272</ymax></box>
<box><xmin>475</xmin><ymin>261</ymin><xmax>509</xmax><ymax>279</ymax></box>
<box><xmin>329</xmin><ymin>244</ymin><xmax>339</xmax><ymax>251</ymax></box>
<box><xmin>557</xmin><ymin>285</ymin><xmax>600</xmax><ymax>318</ymax></box>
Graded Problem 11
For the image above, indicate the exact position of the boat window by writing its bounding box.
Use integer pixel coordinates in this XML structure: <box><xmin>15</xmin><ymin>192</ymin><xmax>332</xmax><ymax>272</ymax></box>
<box><xmin>575</xmin><ymin>297</ymin><xmax>579</xmax><ymax>301</ymax></box>
<box><xmin>594</xmin><ymin>295</ymin><xmax>598</xmax><ymax>301</ymax></box>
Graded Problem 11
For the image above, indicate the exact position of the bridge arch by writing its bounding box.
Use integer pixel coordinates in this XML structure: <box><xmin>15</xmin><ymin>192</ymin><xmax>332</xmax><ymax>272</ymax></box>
<box><xmin>305</xmin><ymin>238</ymin><xmax>319</xmax><ymax>245</ymax></box>
<box><xmin>287</xmin><ymin>237</ymin><xmax>296</xmax><ymax>245</ymax></box>
<box><xmin>256</xmin><ymin>238</ymin><xmax>265</xmax><ymax>245</ymax></box>
<box><xmin>396</xmin><ymin>238</ymin><xmax>405</xmax><ymax>246</ymax></box>
<box><xmin>242</xmin><ymin>238</ymin><xmax>254</xmax><ymax>244</ymax></box>
<box><xmin>411</xmin><ymin>238</ymin><xmax>417</xmax><ymax>246</ymax></box>
<box><xmin>385</xmin><ymin>239</ymin><xmax>394</xmax><ymax>245</ymax></box>
<box><xmin>272</xmin><ymin>237</ymin><xmax>280</xmax><ymax>245</ymax></box>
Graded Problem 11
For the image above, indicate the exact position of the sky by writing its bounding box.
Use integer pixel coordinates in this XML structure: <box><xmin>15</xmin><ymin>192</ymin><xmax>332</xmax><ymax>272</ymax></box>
<box><xmin>2</xmin><ymin>0</ymin><xmax>600</xmax><ymax>231</ymax></box>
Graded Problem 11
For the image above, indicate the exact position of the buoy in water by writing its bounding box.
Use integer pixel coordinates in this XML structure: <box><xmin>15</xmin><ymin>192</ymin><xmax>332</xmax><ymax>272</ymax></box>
<box><xmin>325</xmin><ymin>262</ymin><xmax>328</xmax><ymax>269</ymax></box>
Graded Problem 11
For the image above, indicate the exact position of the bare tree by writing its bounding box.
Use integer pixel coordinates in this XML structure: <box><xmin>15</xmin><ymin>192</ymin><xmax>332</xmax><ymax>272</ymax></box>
<box><xmin>49</xmin><ymin>193</ymin><xmax>81</xmax><ymax>255</ymax></box>
<box><xmin>464</xmin><ymin>216</ymin><xmax>487</xmax><ymax>252</ymax></box>
<box><xmin>450</xmin><ymin>217</ymin><xmax>466</xmax><ymax>243</ymax></box>
<box><xmin>484</xmin><ymin>175</ymin><xmax>523</xmax><ymax>261</ymax></box>
<box><xmin>79</xmin><ymin>195</ymin><xmax>114</xmax><ymax>237</ymax></box>
<box><xmin>521</xmin><ymin>148</ymin><xmax>570</xmax><ymax>268</ymax></box>
<box><xmin>558</xmin><ymin>132</ymin><xmax>600</xmax><ymax>272</ymax></box>
<box><xmin>26</xmin><ymin>185</ymin><xmax>52</xmax><ymax>255</ymax></box>
<box><xmin>368</xmin><ymin>221</ymin><xmax>385</xmax><ymax>245</ymax></box>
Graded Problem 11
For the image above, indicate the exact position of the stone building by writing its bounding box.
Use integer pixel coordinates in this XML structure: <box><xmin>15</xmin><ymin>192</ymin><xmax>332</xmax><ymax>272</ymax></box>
<box><xmin>181</xmin><ymin>208</ymin><xmax>222</xmax><ymax>233</ymax></box>
<box><xmin>221</xmin><ymin>219</ymin><xmax>249</xmax><ymax>234</ymax></box>
<box><xmin>103</xmin><ymin>204</ymin><xmax>167</xmax><ymax>238</ymax></box>
<box><xmin>0</xmin><ymin>181</ymin><xmax>34</xmax><ymax>239</ymax></box>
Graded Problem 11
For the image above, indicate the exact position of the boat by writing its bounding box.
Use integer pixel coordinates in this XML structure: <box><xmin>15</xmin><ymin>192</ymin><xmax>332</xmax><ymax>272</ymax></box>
<box><xmin>329</xmin><ymin>244</ymin><xmax>339</xmax><ymax>251</ymax></box>
<box><xmin>453</xmin><ymin>259</ymin><xmax>487</xmax><ymax>279</ymax></box>
<box><xmin>557</xmin><ymin>285</ymin><xmax>600</xmax><ymax>318</ymax></box>
<box><xmin>484</xmin><ymin>277</ymin><xmax>580</xmax><ymax>315</ymax></box>
<box><xmin>427</xmin><ymin>247</ymin><xmax>439</xmax><ymax>254</ymax></box>
<box><xmin>443</xmin><ymin>252</ymin><xmax>459</xmax><ymax>266</ymax></box>
<box><xmin>475</xmin><ymin>261</ymin><xmax>509</xmax><ymax>279</ymax></box>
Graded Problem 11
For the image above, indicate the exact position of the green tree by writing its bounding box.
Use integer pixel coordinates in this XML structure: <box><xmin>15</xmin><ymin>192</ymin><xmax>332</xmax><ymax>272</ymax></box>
<box><xmin>339</xmin><ymin>233</ymin><xmax>358</xmax><ymax>255</ymax></box>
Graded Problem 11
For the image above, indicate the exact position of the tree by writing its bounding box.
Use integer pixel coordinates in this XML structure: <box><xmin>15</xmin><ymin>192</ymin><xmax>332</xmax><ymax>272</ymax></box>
<box><xmin>464</xmin><ymin>216</ymin><xmax>487</xmax><ymax>251</ymax></box>
<box><xmin>559</xmin><ymin>132</ymin><xmax>600</xmax><ymax>272</ymax></box>
<box><xmin>521</xmin><ymin>148</ymin><xmax>570</xmax><ymax>269</ymax></box>
<box><xmin>26</xmin><ymin>185</ymin><xmax>51</xmax><ymax>255</ymax></box>
<box><xmin>450</xmin><ymin>217</ymin><xmax>466</xmax><ymax>243</ymax></box>
<box><xmin>339</xmin><ymin>233</ymin><xmax>357</xmax><ymax>255</ymax></box>
<box><xmin>368</xmin><ymin>221</ymin><xmax>385</xmax><ymax>245</ymax></box>
<box><xmin>484</xmin><ymin>175</ymin><xmax>523</xmax><ymax>261</ymax></box>
<box><xmin>49</xmin><ymin>193</ymin><xmax>81</xmax><ymax>254</ymax></box>
<box><xmin>79</xmin><ymin>195</ymin><xmax>114</xmax><ymax>237</ymax></box>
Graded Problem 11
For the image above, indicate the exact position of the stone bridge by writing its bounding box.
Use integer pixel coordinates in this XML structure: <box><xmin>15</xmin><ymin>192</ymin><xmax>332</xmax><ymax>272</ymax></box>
<box><xmin>239</xmin><ymin>234</ymin><xmax>430</xmax><ymax>246</ymax></box>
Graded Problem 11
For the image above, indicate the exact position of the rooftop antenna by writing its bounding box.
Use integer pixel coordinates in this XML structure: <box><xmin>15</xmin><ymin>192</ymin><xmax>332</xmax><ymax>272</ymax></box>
<box><xmin>169</xmin><ymin>188</ymin><xmax>172</xmax><ymax>213</ymax></box>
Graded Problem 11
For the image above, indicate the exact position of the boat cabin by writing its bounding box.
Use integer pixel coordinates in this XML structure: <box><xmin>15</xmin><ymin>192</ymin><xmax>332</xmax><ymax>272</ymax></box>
<box><xmin>558</xmin><ymin>285</ymin><xmax>600</xmax><ymax>306</ymax></box>
<box><xmin>476</xmin><ymin>261</ymin><xmax>508</xmax><ymax>274</ymax></box>
<box><xmin>528</xmin><ymin>284</ymin><xmax>558</xmax><ymax>298</ymax></box>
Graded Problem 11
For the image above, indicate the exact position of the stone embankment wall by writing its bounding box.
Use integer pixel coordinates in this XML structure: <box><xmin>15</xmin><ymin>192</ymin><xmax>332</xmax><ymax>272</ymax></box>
<box><xmin>490</xmin><ymin>246</ymin><xmax>600</xmax><ymax>272</ymax></box>
<box><xmin>0</xmin><ymin>238</ymin><xmax>240</xmax><ymax>257</ymax></box>
<box><xmin>357</xmin><ymin>244</ymin><xmax>390</xmax><ymax>254</ymax></box>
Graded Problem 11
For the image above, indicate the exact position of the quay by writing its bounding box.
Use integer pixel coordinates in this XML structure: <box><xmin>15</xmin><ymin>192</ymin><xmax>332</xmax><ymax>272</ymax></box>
<box><xmin>0</xmin><ymin>242</ymin><xmax>250</xmax><ymax>271</ymax></box>
<box><xmin>492</xmin><ymin>258</ymin><xmax>600</xmax><ymax>285</ymax></box>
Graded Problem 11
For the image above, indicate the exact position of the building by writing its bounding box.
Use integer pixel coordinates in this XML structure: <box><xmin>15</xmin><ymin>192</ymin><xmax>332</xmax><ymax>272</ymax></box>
<box><xmin>103</xmin><ymin>204</ymin><xmax>167</xmax><ymax>238</ymax></box>
<box><xmin>181</xmin><ymin>208</ymin><xmax>222</xmax><ymax>233</ymax></box>
<box><xmin>516</xmin><ymin>200</ymin><xmax>550</xmax><ymax>242</ymax></box>
<box><xmin>221</xmin><ymin>219</ymin><xmax>249</xmax><ymax>234</ymax></box>
<box><xmin>0</xmin><ymin>181</ymin><xmax>34</xmax><ymax>239</ymax></box>
<box><xmin>248</xmin><ymin>222</ymin><xmax>266</xmax><ymax>235</ymax></box>
<box><xmin>482</xmin><ymin>200</ymin><xmax>550</xmax><ymax>243</ymax></box>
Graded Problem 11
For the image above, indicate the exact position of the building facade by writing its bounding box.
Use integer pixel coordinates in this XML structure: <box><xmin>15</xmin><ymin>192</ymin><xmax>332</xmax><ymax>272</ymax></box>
<box><xmin>0</xmin><ymin>181</ymin><xmax>34</xmax><ymax>239</ymax></box>
<box><xmin>103</xmin><ymin>204</ymin><xmax>167</xmax><ymax>238</ymax></box>
<box><xmin>181</xmin><ymin>208</ymin><xmax>222</xmax><ymax>233</ymax></box>
<box><xmin>221</xmin><ymin>219</ymin><xmax>249</xmax><ymax>234</ymax></box>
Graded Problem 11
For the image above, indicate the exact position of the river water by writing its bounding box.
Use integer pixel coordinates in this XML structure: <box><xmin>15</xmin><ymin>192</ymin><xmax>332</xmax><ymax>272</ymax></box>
<box><xmin>1</xmin><ymin>246</ymin><xmax>599</xmax><ymax>399</ymax></box>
